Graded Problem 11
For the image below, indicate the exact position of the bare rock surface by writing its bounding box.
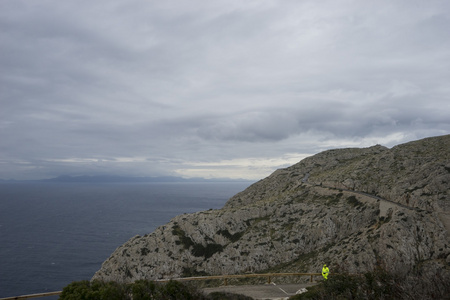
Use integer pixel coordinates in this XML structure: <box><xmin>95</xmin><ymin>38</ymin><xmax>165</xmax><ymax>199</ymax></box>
<box><xmin>93</xmin><ymin>135</ymin><xmax>450</xmax><ymax>283</ymax></box>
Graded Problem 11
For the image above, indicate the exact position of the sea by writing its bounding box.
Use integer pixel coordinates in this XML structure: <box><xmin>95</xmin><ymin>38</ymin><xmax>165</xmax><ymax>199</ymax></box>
<box><xmin>0</xmin><ymin>181</ymin><xmax>251</xmax><ymax>299</ymax></box>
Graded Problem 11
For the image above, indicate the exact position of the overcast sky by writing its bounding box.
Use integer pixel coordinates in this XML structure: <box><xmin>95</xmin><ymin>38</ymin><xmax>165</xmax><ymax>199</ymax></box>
<box><xmin>1</xmin><ymin>0</ymin><xmax>449</xmax><ymax>180</ymax></box>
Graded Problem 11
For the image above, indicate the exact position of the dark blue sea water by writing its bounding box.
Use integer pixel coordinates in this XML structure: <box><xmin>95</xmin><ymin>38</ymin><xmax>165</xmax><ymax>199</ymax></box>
<box><xmin>0</xmin><ymin>182</ymin><xmax>251</xmax><ymax>299</ymax></box>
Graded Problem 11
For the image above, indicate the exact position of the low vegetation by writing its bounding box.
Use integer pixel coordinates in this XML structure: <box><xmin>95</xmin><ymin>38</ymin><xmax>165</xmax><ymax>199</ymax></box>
<box><xmin>59</xmin><ymin>279</ymin><xmax>252</xmax><ymax>300</ymax></box>
<box><xmin>60</xmin><ymin>266</ymin><xmax>450</xmax><ymax>299</ymax></box>
<box><xmin>172</xmin><ymin>224</ymin><xmax>224</xmax><ymax>259</ymax></box>
<box><xmin>289</xmin><ymin>267</ymin><xmax>450</xmax><ymax>300</ymax></box>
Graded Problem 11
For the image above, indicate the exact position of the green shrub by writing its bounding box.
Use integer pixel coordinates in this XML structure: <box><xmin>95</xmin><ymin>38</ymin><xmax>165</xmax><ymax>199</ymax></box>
<box><xmin>289</xmin><ymin>267</ymin><xmax>450</xmax><ymax>300</ymax></box>
<box><xmin>159</xmin><ymin>280</ymin><xmax>205</xmax><ymax>300</ymax></box>
<box><xmin>60</xmin><ymin>279</ymin><xmax>252</xmax><ymax>300</ymax></box>
<box><xmin>217</xmin><ymin>229</ymin><xmax>244</xmax><ymax>243</ymax></box>
<box><xmin>59</xmin><ymin>280</ymin><xmax>128</xmax><ymax>300</ymax></box>
<box><xmin>131</xmin><ymin>280</ymin><xmax>157</xmax><ymax>300</ymax></box>
<box><xmin>59</xmin><ymin>280</ymin><xmax>92</xmax><ymax>300</ymax></box>
<box><xmin>192</xmin><ymin>243</ymin><xmax>224</xmax><ymax>258</ymax></box>
<box><xmin>346</xmin><ymin>196</ymin><xmax>362</xmax><ymax>208</ymax></box>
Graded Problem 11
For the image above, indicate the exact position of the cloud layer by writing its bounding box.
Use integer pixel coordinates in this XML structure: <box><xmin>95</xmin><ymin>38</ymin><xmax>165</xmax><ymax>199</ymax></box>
<box><xmin>1</xmin><ymin>0</ymin><xmax>449</xmax><ymax>180</ymax></box>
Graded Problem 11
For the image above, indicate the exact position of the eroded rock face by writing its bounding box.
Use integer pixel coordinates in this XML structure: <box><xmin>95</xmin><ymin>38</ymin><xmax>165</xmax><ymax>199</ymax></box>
<box><xmin>93</xmin><ymin>135</ymin><xmax>450</xmax><ymax>283</ymax></box>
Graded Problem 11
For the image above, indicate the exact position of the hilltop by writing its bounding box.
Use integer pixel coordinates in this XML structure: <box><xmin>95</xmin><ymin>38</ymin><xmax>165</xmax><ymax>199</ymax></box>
<box><xmin>93</xmin><ymin>135</ymin><xmax>449</xmax><ymax>283</ymax></box>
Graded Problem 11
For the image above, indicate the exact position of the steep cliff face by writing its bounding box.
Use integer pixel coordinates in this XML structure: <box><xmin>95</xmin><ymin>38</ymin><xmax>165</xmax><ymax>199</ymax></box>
<box><xmin>93</xmin><ymin>135</ymin><xmax>449</xmax><ymax>283</ymax></box>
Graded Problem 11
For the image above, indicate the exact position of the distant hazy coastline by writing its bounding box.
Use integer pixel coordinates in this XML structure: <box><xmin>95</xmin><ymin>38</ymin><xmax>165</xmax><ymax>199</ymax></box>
<box><xmin>0</xmin><ymin>175</ymin><xmax>255</xmax><ymax>184</ymax></box>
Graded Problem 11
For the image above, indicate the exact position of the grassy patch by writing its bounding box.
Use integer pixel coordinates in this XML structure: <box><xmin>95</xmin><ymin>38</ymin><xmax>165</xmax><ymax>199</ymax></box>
<box><xmin>172</xmin><ymin>225</ymin><xmax>195</xmax><ymax>249</ymax></box>
<box><xmin>326</xmin><ymin>193</ymin><xmax>343</xmax><ymax>206</ymax></box>
<box><xmin>346</xmin><ymin>196</ymin><xmax>363</xmax><ymax>208</ymax></box>
<box><xmin>192</xmin><ymin>243</ymin><xmax>224</xmax><ymax>259</ymax></box>
<box><xmin>172</xmin><ymin>225</ymin><xmax>224</xmax><ymax>259</ymax></box>
<box><xmin>217</xmin><ymin>229</ymin><xmax>244</xmax><ymax>243</ymax></box>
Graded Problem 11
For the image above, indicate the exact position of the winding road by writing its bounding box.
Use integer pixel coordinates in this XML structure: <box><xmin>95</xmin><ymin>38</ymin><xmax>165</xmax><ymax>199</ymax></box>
<box><xmin>301</xmin><ymin>173</ymin><xmax>450</xmax><ymax>235</ymax></box>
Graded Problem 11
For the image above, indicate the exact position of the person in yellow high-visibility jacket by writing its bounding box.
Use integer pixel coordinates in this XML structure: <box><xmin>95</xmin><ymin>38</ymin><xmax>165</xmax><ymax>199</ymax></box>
<box><xmin>322</xmin><ymin>264</ymin><xmax>329</xmax><ymax>280</ymax></box>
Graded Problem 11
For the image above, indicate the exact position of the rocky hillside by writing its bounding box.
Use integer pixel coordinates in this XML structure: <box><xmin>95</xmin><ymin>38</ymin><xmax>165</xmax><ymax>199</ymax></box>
<box><xmin>93</xmin><ymin>135</ymin><xmax>449</xmax><ymax>283</ymax></box>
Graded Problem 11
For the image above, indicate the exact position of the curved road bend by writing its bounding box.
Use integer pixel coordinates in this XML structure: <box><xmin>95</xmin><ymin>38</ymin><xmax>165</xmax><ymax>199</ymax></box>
<box><xmin>301</xmin><ymin>173</ymin><xmax>450</xmax><ymax>234</ymax></box>
<box><xmin>301</xmin><ymin>173</ymin><xmax>425</xmax><ymax>211</ymax></box>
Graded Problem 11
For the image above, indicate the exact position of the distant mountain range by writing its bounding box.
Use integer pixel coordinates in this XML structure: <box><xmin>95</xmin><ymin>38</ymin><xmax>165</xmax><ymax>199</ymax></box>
<box><xmin>0</xmin><ymin>175</ymin><xmax>253</xmax><ymax>183</ymax></box>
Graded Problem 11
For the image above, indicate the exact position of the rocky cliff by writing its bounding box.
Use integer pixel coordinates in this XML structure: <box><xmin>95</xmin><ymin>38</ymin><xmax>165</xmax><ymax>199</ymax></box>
<box><xmin>93</xmin><ymin>135</ymin><xmax>450</xmax><ymax>283</ymax></box>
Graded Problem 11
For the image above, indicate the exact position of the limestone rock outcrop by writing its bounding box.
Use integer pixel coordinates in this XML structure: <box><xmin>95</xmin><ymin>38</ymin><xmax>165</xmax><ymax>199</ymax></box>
<box><xmin>93</xmin><ymin>135</ymin><xmax>450</xmax><ymax>283</ymax></box>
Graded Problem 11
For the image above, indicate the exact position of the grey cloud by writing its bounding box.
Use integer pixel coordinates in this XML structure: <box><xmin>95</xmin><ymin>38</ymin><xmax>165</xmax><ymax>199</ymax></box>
<box><xmin>196</xmin><ymin>111</ymin><xmax>299</xmax><ymax>142</ymax></box>
<box><xmin>0</xmin><ymin>0</ymin><xmax>449</xmax><ymax>180</ymax></box>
